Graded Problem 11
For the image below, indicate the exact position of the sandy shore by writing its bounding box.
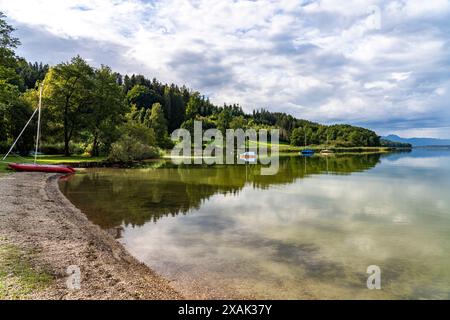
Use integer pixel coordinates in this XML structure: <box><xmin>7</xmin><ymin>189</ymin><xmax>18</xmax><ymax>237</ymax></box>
<box><xmin>0</xmin><ymin>172</ymin><xmax>182</xmax><ymax>300</ymax></box>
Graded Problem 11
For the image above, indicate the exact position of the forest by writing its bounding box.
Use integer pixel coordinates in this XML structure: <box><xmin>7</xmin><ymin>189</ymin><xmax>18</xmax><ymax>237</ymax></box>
<box><xmin>0</xmin><ymin>13</ymin><xmax>393</xmax><ymax>162</ymax></box>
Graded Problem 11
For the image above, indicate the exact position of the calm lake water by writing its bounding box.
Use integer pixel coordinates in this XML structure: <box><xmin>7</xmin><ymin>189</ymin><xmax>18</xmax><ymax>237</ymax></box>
<box><xmin>60</xmin><ymin>149</ymin><xmax>450</xmax><ymax>299</ymax></box>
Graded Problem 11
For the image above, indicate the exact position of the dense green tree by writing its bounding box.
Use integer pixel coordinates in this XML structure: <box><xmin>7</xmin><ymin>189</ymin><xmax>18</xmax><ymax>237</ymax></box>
<box><xmin>17</xmin><ymin>59</ymin><xmax>49</xmax><ymax>91</ymax></box>
<box><xmin>290</xmin><ymin>127</ymin><xmax>306</xmax><ymax>146</ymax></box>
<box><xmin>0</xmin><ymin>11</ymin><xmax>20</xmax><ymax>102</ymax></box>
<box><xmin>147</xmin><ymin>102</ymin><xmax>169</xmax><ymax>148</ymax></box>
<box><xmin>7</xmin><ymin>97</ymin><xmax>35</xmax><ymax>154</ymax></box>
<box><xmin>0</xmin><ymin>12</ymin><xmax>19</xmax><ymax>48</ymax></box>
<box><xmin>0</xmin><ymin>12</ymin><xmax>36</xmax><ymax>154</ymax></box>
<box><xmin>252</xmin><ymin>108</ymin><xmax>277</xmax><ymax>125</ymax></box>
<box><xmin>88</xmin><ymin>65</ymin><xmax>126</xmax><ymax>156</ymax></box>
<box><xmin>0</xmin><ymin>12</ymin><xmax>21</xmax><ymax>91</ymax></box>
<box><xmin>229</xmin><ymin>115</ymin><xmax>247</xmax><ymax>130</ymax></box>
<box><xmin>126</xmin><ymin>84</ymin><xmax>162</xmax><ymax>110</ymax></box>
<box><xmin>217</xmin><ymin>107</ymin><xmax>233</xmax><ymax>134</ymax></box>
<box><xmin>185</xmin><ymin>92</ymin><xmax>202</xmax><ymax>119</ymax></box>
<box><xmin>43</xmin><ymin>56</ymin><xmax>94</xmax><ymax>156</ymax></box>
<box><xmin>0</xmin><ymin>82</ymin><xmax>20</xmax><ymax>143</ymax></box>
<box><xmin>163</xmin><ymin>85</ymin><xmax>185</xmax><ymax>132</ymax></box>
<box><xmin>276</xmin><ymin>113</ymin><xmax>296</xmax><ymax>142</ymax></box>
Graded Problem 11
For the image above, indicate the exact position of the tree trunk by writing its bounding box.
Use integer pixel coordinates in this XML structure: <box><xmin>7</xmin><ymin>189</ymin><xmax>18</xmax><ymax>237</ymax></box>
<box><xmin>64</xmin><ymin>109</ymin><xmax>70</xmax><ymax>157</ymax></box>
<box><xmin>92</xmin><ymin>134</ymin><xmax>99</xmax><ymax>157</ymax></box>
<box><xmin>64</xmin><ymin>138</ymin><xmax>70</xmax><ymax>156</ymax></box>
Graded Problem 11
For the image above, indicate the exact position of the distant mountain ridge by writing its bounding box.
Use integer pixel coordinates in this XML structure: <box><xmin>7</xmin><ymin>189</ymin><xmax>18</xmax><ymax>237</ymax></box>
<box><xmin>382</xmin><ymin>134</ymin><xmax>450</xmax><ymax>147</ymax></box>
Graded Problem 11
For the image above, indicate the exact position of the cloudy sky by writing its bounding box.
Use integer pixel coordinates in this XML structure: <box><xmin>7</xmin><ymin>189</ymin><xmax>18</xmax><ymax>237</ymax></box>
<box><xmin>2</xmin><ymin>0</ymin><xmax>450</xmax><ymax>138</ymax></box>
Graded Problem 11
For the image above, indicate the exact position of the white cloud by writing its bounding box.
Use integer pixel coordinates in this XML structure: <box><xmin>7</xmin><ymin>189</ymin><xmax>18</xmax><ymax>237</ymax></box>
<box><xmin>388</xmin><ymin>0</ymin><xmax>450</xmax><ymax>19</ymax></box>
<box><xmin>1</xmin><ymin>0</ymin><xmax>149</xmax><ymax>44</ymax></box>
<box><xmin>364</xmin><ymin>81</ymin><xmax>396</xmax><ymax>90</ymax></box>
<box><xmin>434</xmin><ymin>87</ymin><xmax>446</xmax><ymax>96</ymax></box>
<box><xmin>390</xmin><ymin>72</ymin><xmax>411</xmax><ymax>81</ymax></box>
<box><xmin>302</xmin><ymin>0</ymin><xmax>379</xmax><ymax>16</ymax></box>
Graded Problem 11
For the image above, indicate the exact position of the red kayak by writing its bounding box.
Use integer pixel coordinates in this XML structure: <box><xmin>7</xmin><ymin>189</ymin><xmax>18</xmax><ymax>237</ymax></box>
<box><xmin>8</xmin><ymin>163</ymin><xmax>76</xmax><ymax>174</ymax></box>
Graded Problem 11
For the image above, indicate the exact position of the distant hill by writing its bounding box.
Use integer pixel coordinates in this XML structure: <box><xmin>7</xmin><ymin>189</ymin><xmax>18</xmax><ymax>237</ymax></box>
<box><xmin>382</xmin><ymin>135</ymin><xmax>450</xmax><ymax>147</ymax></box>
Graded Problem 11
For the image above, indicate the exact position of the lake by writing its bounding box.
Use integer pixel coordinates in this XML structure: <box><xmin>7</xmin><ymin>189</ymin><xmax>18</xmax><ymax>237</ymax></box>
<box><xmin>59</xmin><ymin>149</ymin><xmax>450</xmax><ymax>299</ymax></box>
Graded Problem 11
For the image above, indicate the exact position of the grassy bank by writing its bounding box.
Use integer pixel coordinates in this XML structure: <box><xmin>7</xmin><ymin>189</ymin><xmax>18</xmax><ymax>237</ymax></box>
<box><xmin>0</xmin><ymin>144</ymin><xmax>406</xmax><ymax>174</ymax></box>
<box><xmin>0</xmin><ymin>239</ymin><xmax>52</xmax><ymax>299</ymax></box>
<box><xmin>0</xmin><ymin>155</ymin><xmax>106</xmax><ymax>173</ymax></box>
<box><xmin>195</xmin><ymin>140</ymin><xmax>408</xmax><ymax>154</ymax></box>
<box><xmin>252</xmin><ymin>141</ymin><xmax>411</xmax><ymax>153</ymax></box>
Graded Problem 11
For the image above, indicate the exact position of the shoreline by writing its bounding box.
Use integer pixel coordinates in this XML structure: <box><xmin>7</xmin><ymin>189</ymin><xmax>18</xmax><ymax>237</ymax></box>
<box><xmin>0</xmin><ymin>147</ymin><xmax>411</xmax><ymax>173</ymax></box>
<box><xmin>0</xmin><ymin>172</ymin><xmax>183</xmax><ymax>300</ymax></box>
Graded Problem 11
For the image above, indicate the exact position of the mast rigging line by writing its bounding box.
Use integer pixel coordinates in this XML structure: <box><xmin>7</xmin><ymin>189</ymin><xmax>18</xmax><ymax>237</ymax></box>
<box><xmin>1</xmin><ymin>82</ymin><xmax>44</xmax><ymax>162</ymax></box>
<box><xmin>1</xmin><ymin>107</ymin><xmax>39</xmax><ymax>161</ymax></box>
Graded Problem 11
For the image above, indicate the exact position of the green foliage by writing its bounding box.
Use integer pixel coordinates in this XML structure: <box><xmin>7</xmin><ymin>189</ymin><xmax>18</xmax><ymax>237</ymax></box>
<box><xmin>0</xmin><ymin>12</ymin><xmax>20</xmax><ymax>92</ymax></box>
<box><xmin>43</xmin><ymin>56</ymin><xmax>94</xmax><ymax>156</ymax></box>
<box><xmin>126</xmin><ymin>84</ymin><xmax>162</xmax><ymax>110</ymax></box>
<box><xmin>119</xmin><ymin>75</ymin><xmax>381</xmax><ymax>148</ymax></box>
<box><xmin>0</xmin><ymin>12</ymin><xmax>20</xmax><ymax>49</ymax></box>
<box><xmin>380</xmin><ymin>139</ymin><xmax>412</xmax><ymax>148</ymax></box>
<box><xmin>229</xmin><ymin>115</ymin><xmax>248</xmax><ymax>130</ymax></box>
<box><xmin>185</xmin><ymin>92</ymin><xmax>215</xmax><ymax>119</ymax></box>
<box><xmin>16</xmin><ymin>59</ymin><xmax>48</xmax><ymax>91</ymax></box>
<box><xmin>163</xmin><ymin>85</ymin><xmax>185</xmax><ymax>132</ymax></box>
<box><xmin>0</xmin><ymin>13</ymin><xmax>36</xmax><ymax>155</ymax></box>
<box><xmin>217</xmin><ymin>107</ymin><xmax>233</xmax><ymax>133</ymax></box>
<box><xmin>185</xmin><ymin>93</ymin><xmax>201</xmax><ymax>119</ymax></box>
<box><xmin>180</xmin><ymin>116</ymin><xmax>216</xmax><ymax>136</ymax></box>
<box><xmin>8</xmin><ymin>97</ymin><xmax>35</xmax><ymax>155</ymax></box>
<box><xmin>290</xmin><ymin>124</ymin><xmax>380</xmax><ymax>147</ymax></box>
<box><xmin>108</xmin><ymin>122</ymin><xmax>158</xmax><ymax>162</ymax></box>
<box><xmin>23</xmin><ymin>59</ymin><xmax>125</xmax><ymax>157</ymax></box>
<box><xmin>290</xmin><ymin>127</ymin><xmax>306</xmax><ymax>146</ymax></box>
<box><xmin>0</xmin><ymin>243</ymin><xmax>52</xmax><ymax>299</ymax></box>
<box><xmin>87</xmin><ymin>65</ymin><xmax>126</xmax><ymax>156</ymax></box>
<box><xmin>145</xmin><ymin>102</ymin><xmax>172</xmax><ymax>148</ymax></box>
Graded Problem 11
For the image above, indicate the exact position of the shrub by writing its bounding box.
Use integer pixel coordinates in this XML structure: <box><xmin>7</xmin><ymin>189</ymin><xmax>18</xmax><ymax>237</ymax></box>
<box><xmin>109</xmin><ymin>135</ymin><xmax>159</xmax><ymax>162</ymax></box>
<box><xmin>39</xmin><ymin>143</ymin><xmax>64</xmax><ymax>154</ymax></box>
<box><xmin>159</xmin><ymin>135</ymin><xmax>175</xmax><ymax>150</ymax></box>
<box><xmin>0</xmin><ymin>140</ymin><xmax>9</xmax><ymax>154</ymax></box>
<box><xmin>39</xmin><ymin>142</ymin><xmax>88</xmax><ymax>155</ymax></box>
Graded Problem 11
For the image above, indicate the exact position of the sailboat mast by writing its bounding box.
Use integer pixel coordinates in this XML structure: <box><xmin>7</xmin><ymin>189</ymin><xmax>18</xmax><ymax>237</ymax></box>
<box><xmin>34</xmin><ymin>83</ymin><xmax>43</xmax><ymax>164</ymax></box>
<box><xmin>304</xmin><ymin>129</ymin><xmax>306</xmax><ymax>147</ymax></box>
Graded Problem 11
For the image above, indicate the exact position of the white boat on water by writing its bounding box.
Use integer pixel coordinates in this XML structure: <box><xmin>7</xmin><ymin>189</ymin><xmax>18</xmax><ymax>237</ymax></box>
<box><xmin>239</xmin><ymin>151</ymin><xmax>257</xmax><ymax>163</ymax></box>
<box><xmin>320</xmin><ymin>135</ymin><xmax>334</xmax><ymax>155</ymax></box>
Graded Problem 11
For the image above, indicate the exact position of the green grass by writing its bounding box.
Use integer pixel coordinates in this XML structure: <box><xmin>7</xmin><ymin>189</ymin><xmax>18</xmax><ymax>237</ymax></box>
<box><xmin>248</xmin><ymin>140</ymin><xmax>302</xmax><ymax>152</ymax></box>
<box><xmin>248</xmin><ymin>141</ymin><xmax>395</xmax><ymax>153</ymax></box>
<box><xmin>161</xmin><ymin>141</ymin><xmax>396</xmax><ymax>159</ymax></box>
<box><xmin>0</xmin><ymin>155</ymin><xmax>106</xmax><ymax>173</ymax></box>
<box><xmin>0</xmin><ymin>242</ymin><xmax>53</xmax><ymax>299</ymax></box>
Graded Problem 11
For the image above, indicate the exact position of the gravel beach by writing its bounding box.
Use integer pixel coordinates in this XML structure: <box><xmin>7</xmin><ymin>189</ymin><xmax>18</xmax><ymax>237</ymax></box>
<box><xmin>0</xmin><ymin>172</ymin><xmax>182</xmax><ymax>300</ymax></box>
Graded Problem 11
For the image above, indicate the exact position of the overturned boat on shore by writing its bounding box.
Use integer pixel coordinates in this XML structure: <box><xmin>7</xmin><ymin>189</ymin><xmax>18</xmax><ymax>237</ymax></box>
<box><xmin>8</xmin><ymin>163</ymin><xmax>75</xmax><ymax>174</ymax></box>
